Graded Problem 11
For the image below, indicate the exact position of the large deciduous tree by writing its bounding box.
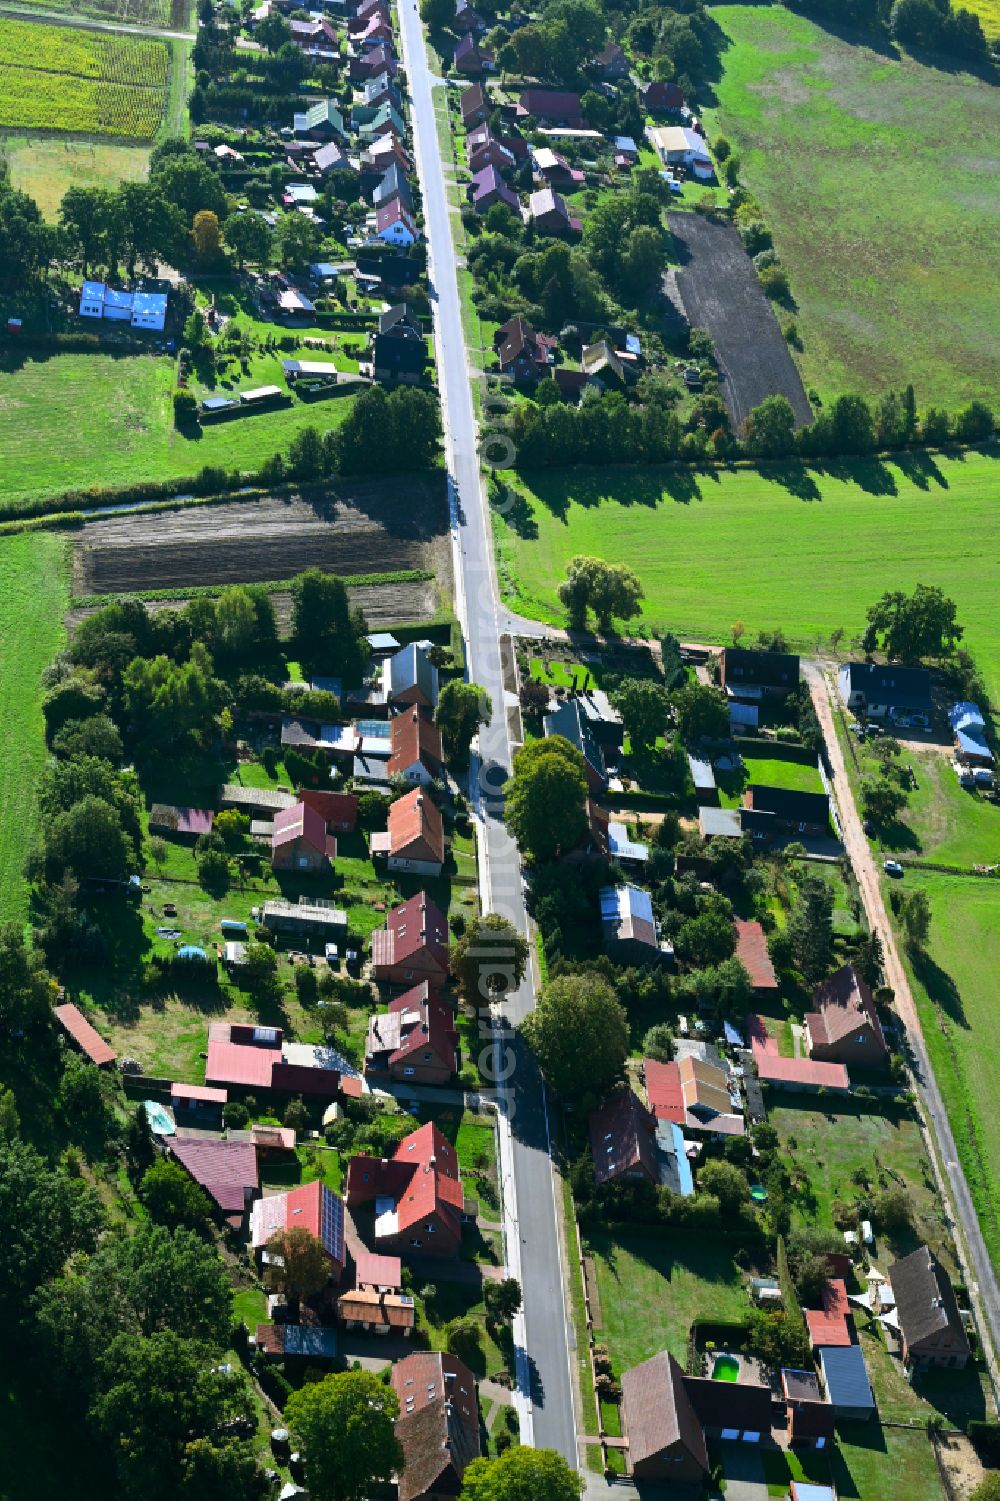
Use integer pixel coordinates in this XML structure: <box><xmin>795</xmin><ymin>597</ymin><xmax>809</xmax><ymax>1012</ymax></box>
<box><xmin>863</xmin><ymin>584</ymin><xmax>963</xmax><ymax>663</ymax></box>
<box><xmin>285</xmin><ymin>1371</ymin><xmax>402</xmax><ymax>1501</ymax></box>
<box><xmin>452</xmin><ymin>913</ymin><xmax>529</xmax><ymax>1005</ymax></box>
<box><xmin>504</xmin><ymin>736</ymin><xmax>588</xmax><ymax>862</ymax></box>
<box><xmin>460</xmin><ymin>1446</ymin><xmax>583</xmax><ymax>1501</ymax></box>
<box><xmin>519</xmin><ymin>973</ymin><xmax>628</xmax><ymax>1102</ymax></box>
<box><xmin>436</xmin><ymin>679</ymin><xmax>492</xmax><ymax>766</ymax></box>
<box><xmin>557</xmin><ymin>555</ymin><xmax>643</xmax><ymax>633</ymax></box>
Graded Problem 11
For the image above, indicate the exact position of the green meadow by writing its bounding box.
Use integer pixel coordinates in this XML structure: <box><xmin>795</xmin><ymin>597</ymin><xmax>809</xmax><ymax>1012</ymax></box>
<box><xmin>0</xmin><ymin>533</ymin><xmax>71</xmax><ymax>922</ymax></box>
<box><xmin>495</xmin><ymin>450</ymin><xmax>1000</xmax><ymax>700</ymax></box>
<box><xmin>0</xmin><ymin>352</ymin><xmax>355</xmax><ymax>509</ymax></box>
<box><xmin>706</xmin><ymin>6</ymin><xmax>1000</xmax><ymax>408</ymax></box>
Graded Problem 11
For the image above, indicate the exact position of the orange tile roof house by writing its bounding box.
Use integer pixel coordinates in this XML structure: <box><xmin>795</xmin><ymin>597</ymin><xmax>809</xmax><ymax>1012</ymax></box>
<box><xmin>588</xmin><ymin>1087</ymin><xmax>660</xmax><ymax>1187</ymax></box>
<box><xmin>338</xmin><ymin>1249</ymin><xmax>415</xmax><ymax>1335</ymax></box>
<box><xmin>804</xmin><ymin>1278</ymin><xmax>852</xmax><ymax>1349</ymax></box>
<box><xmin>644</xmin><ymin>1054</ymin><xmax>745</xmax><ymax>1138</ymax></box>
<box><xmin>749</xmin><ymin>1015</ymin><xmax>850</xmax><ymax>1094</ymax></box>
<box><xmin>733</xmin><ymin>919</ymin><xmax>778</xmax><ymax>991</ymax></box>
<box><xmin>271</xmin><ymin>800</ymin><xmax>334</xmax><ymax>873</ymax></box>
<box><xmin>391</xmin><ymin>1351</ymin><xmax>480</xmax><ymax>1501</ymax></box>
<box><xmin>365</xmin><ymin>982</ymin><xmax>458</xmax><ymax>1085</ymax></box>
<box><xmin>388</xmin><ymin>707</ymin><xmax>443</xmax><ymax>784</ymax></box>
<box><xmin>54</xmin><ymin>1002</ymin><xmax>116</xmax><ymax>1068</ymax></box>
<box><xmin>347</xmin><ymin>1120</ymin><xmax>466</xmax><ymax>1257</ymax></box>
<box><xmin>371</xmin><ymin>892</ymin><xmax>450</xmax><ymax>986</ymax></box>
<box><xmin>371</xmin><ymin>788</ymin><xmax>446</xmax><ymax>876</ymax></box>
<box><xmin>804</xmin><ymin>965</ymin><xmax>889</xmax><ymax>1069</ymax></box>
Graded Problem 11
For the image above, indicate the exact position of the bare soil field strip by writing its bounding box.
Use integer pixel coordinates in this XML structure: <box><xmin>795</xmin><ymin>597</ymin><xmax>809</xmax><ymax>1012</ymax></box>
<box><xmin>72</xmin><ymin>480</ymin><xmax>449</xmax><ymax>597</ymax></box>
<box><xmin>668</xmin><ymin>210</ymin><xmax>813</xmax><ymax>430</ymax></box>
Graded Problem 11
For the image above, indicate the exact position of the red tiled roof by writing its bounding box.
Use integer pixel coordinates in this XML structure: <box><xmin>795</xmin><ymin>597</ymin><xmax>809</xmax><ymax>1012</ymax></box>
<box><xmin>168</xmin><ymin>1135</ymin><xmax>258</xmax><ymax>1214</ymax></box>
<box><xmin>346</xmin><ymin>1121</ymin><xmax>463</xmax><ymax>1240</ymax></box>
<box><xmin>644</xmin><ymin>1059</ymin><xmax>685</xmax><ymax>1123</ymax></box>
<box><xmin>251</xmin><ymin>1123</ymin><xmax>296</xmax><ymax>1151</ymax></box>
<box><xmin>299</xmin><ymin>788</ymin><xmax>360</xmax><ymax>831</ymax></box>
<box><xmin>734</xmin><ymin>919</ymin><xmax>778</xmax><ymax>989</ymax></box>
<box><xmin>388</xmin><ymin>707</ymin><xmax>443</xmax><ymax>779</ymax></box>
<box><xmin>250</xmin><ymin>1179</ymin><xmax>345</xmax><ymax>1267</ymax></box>
<box><xmin>748</xmin><ymin>1015</ymin><xmax>850</xmax><ymax>1090</ymax></box>
<box><xmin>384</xmin><ymin>788</ymin><xmax>445</xmax><ymax>864</ymax></box>
<box><xmin>805</xmin><ymin>965</ymin><xmax>887</xmax><ymax>1053</ymax></box>
<box><xmin>206</xmin><ymin>1023</ymin><xmax>281</xmax><ymax>1089</ymax></box>
<box><xmin>272</xmin><ymin>799</ymin><xmax>328</xmax><ymax>854</ymax></box>
<box><xmin>171</xmin><ymin>1082</ymin><xmax>227</xmax><ymax>1104</ymax></box>
<box><xmin>54</xmin><ymin>1003</ymin><xmax>116</xmax><ymax>1067</ymax></box>
<box><xmin>805</xmin><ymin>1279</ymin><xmax>851</xmax><ymax>1348</ymax></box>
<box><xmin>256</xmin><ymin>1322</ymin><xmax>284</xmax><ymax>1356</ymax></box>
<box><xmin>354</xmin><ymin>1249</ymin><xmax>402</xmax><ymax>1288</ymax></box>
<box><xmin>589</xmin><ymin>1087</ymin><xmax>659</xmax><ymax>1186</ymax></box>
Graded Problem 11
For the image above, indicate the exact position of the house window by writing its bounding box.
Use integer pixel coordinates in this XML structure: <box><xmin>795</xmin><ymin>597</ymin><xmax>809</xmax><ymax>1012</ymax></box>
<box><xmin>404</xmin><ymin>1067</ymin><xmax>415</xmax><ymax>1076</ymax></box>
<box><xmin>409</xmin><ymin>1238</ymin><xmax>422</xmax><ymax>1247</ymax></box>
<box><xmin>816</xmin><ymin>1438</ymin><xmax>826</xmax><ymax>1450</ymax></box>
<box><xmin>425</xmin><ymin>1223</ymin><xmax>436</xmax><ymax>1234</ymax></box>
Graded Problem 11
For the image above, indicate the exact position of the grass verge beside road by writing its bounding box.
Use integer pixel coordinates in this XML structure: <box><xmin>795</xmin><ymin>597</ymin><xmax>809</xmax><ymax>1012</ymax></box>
<box><xmin>902</xmin><ymin>871</ymin><xmax>1000</xmax><ymax>1275</ymax></box>
<box><xmin>493</xmin><ymin>451</ymin><xmax>1000</xmax><ymax>701</ymax></box>
<box><xmin>0</xmin><ymin>532</ymin><xmax>70</xmax><ymax>922</ymax></box>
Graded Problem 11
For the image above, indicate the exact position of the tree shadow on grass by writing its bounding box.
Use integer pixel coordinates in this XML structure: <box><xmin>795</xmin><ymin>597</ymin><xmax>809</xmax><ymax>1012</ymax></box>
<box><xmin>893</xmin><ymin>448</ymin><xmax>950</xmax><ymax>491</ymax></box>
<box><xmin>819</xmin><ymin>456</ymin><xmax>898</xmax><ymax>496</ymax></box>
<box><xmin>830</xmin><ymin>1419</ymin><xmax>889</xmax><ymax>1500</ymax></box>
<box><xmin>765</xmin><ymin>461</ymin><xmax>823</xmax><ymax>502</ymax></box>
<box><xmin>910</xmin><ymin>947</ymin><xmax>966</xmax><ymax>1028</ymax></box>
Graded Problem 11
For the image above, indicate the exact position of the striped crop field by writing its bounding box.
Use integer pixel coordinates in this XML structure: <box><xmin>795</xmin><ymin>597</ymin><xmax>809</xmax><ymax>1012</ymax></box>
<box><xmin>0</xmin><ymin>18</ymin><xmax>168</xmax><ymax>140</ymax></box>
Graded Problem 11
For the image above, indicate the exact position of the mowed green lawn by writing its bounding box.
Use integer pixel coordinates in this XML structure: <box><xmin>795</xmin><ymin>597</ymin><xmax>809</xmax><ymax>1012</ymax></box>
<box><xmin>706</xmin><ymin>7</ymin><xmax>1000</xmax><ymax>408</ymax></box>
<box><xmin>586</xmin><ymin>1229</ymin><xmax>755</xmax><ymax>1371</ymax></box>
<box><xmin>495</xmin><ymin>451</ymin><xmax>1000</xmax><ymax>700</ymax></box>
<box><xmin>0</xmin><ymin>352</ymin><xmax>356</xmax><ymax>508</ymax></box>
<box><xmin>0</xmin><ymin>533</ymin><xmax>70</xmax><ymax>921</ymax></box>
<box><xmin>904</xmin><ymin>872</ymin><xmax>1000</xmax><ymax>1273</ymax></box>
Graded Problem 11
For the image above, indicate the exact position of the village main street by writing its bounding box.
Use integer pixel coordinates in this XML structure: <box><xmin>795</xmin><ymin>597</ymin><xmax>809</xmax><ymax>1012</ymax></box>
<box><xmin>395</xmin><ymin>0</ymin><xmax>580</xmax><ymax>1468</ymax></box>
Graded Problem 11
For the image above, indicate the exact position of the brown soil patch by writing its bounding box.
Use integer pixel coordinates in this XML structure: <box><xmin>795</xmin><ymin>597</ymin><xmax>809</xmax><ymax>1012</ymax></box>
<box><xmin>72</xmin><ymin>477</ymin><xmax>449</xmax><ymax>598</ymax></box>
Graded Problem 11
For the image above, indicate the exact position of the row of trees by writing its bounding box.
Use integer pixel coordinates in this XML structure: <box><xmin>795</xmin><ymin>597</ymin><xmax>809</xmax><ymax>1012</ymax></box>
<box><xmin>789</xmin><ymin>0</ymin><xmax>990</xmax><ymax>61</ymax></box>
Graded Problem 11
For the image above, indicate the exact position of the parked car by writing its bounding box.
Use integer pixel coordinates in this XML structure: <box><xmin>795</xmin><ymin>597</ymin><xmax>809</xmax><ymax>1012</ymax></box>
<box><xmin>883</xmin><ymin>859</ymin><xmax>904</xmax><ymax>877</ymax></box>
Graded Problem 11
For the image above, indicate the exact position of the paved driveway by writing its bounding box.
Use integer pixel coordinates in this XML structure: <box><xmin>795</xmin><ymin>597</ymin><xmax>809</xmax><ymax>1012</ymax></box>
<box><xmin>720</xmin><ymin>1444</ymin><xmax>770</xmax><ymax>1501</ymax></box>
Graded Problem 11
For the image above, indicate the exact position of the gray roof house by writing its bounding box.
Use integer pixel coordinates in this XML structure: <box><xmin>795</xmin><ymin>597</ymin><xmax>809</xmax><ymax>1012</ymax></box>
<box><xmin>383</xmin><ymin>643</ymin><xmax>439</xmax><ymax>709</ymax></box>
<box><xmin>599</xmin><ymin>885</ymin><xmax>672</xmax><ymax>966</ymax></box>
<box><xmin>838</xmin><ymin>662</ymin><xmax>932</xmax><ymax>719</ymax></box>
<box><xmin>543</xmin><ymin>698</ymin><xmax>607</xmax><ymax>793</ymax></box>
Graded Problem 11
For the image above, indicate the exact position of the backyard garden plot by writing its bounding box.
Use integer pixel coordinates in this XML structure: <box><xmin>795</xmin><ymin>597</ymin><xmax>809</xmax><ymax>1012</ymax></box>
<box><xmin>494</xmin><ymin>450</ymin><xmax>1000</xmax><ymax>702</ymax></box>
<box><xmin>667</xmin><ymin>209</ymin><xmax>812</xmax><ymax>431</ymax></box>
<box><xmin>72</xmin><ymin>486</ymin><xmax>450</xmax><ymax>597</ymax></box>
<box><xmin>0</xmin><ymin>19</ymin><xmax>168</xmax><ymax>139</ymax></box>
<box><xmin>706</xmin><ymin>6</ymin><xmax>1000</xmax><ymax>408</ymax></box>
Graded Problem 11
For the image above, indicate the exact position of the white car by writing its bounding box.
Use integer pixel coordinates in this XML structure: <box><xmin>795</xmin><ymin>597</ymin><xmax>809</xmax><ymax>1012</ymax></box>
<box><xmin>883</xmin><ymin>859</ymin><xmax>904</xmax><ymax>877</ymax></box>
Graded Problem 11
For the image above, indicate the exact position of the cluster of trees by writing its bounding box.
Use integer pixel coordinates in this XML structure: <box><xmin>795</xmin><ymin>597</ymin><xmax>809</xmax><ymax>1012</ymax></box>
<box><xmin>583</xmin><ymin>177</ymin><xmax>673</xmax><ymax>307</ymax></box>
<box><xmin>0</xmin><ymin>160</ymin><xmax>58</xmax><ymax>291</ymax></box>
<box><xmin>789</xmin><ymin>0</ymin><xmax>989</xmax><ymax>60</ymax></box>
<box><xmin>744</xmin><ymin>388</ymin><xmax>994</xmax><ymax>461</ymax></box>
<box><xmin>251</xmin><ymin>386</ymin><xmax>441</xmax><ymax>486</ymax></box>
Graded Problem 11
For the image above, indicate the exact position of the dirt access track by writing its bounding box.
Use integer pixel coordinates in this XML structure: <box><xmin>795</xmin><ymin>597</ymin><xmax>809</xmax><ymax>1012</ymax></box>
<box><xmin>72</xmin><ymin>476</ymin><xmax>450</xmax><ymax>598</ymax></box>
<box><xmin>668</xmin><ymin>211</ymin><xmax>813</xmax><ymax>431</ymax></box>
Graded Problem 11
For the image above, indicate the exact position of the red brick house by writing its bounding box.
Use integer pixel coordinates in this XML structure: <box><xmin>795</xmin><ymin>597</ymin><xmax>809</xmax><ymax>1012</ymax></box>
<box><xmin>365</xmin><ymin>982</ymin><xmax>458</xmax><ymax>1085</ymax></box>
<box><xmin>804</xmin><ymin>964</ymin><xmax>889</xmax><ymax>1069</ymax></box>
<box><xmin>391</xmin><ymin>1351</ymin><xmax>480</xmax><ymax>1501</ymax></box>
<box><xmin>621</xmin><ymin>1351</ymin><xmax>708</xmax><ymax>1484</ymax></box>
<box><xmin>588</xmin><ymin>1086</ymin><xmax>660</xmax><ymax>1187</ymax></box>
<box><xmin>271</xmin><ymin>800</ymin><xmax>334</xmax><ymax>873</ymax></box>
<box><xmin>347</xmin><ymin>1121</ymin><xmax>465</xmax><ymax>1256</ymax></box>
<box><xmin>371</xmin><ymin>892</ymin><xmax>450</xmax><ymax>987</ymax></box>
